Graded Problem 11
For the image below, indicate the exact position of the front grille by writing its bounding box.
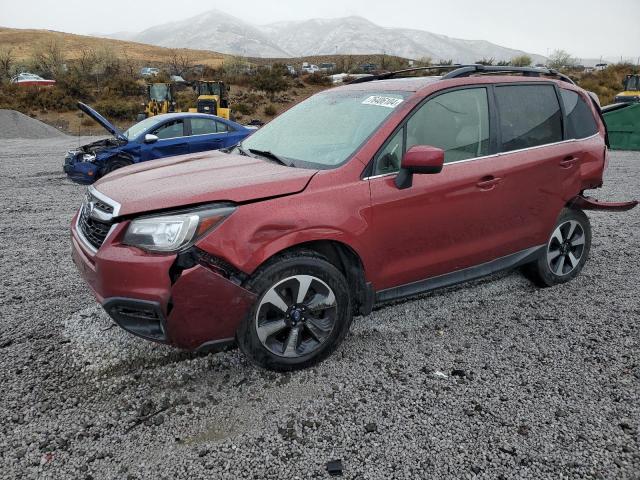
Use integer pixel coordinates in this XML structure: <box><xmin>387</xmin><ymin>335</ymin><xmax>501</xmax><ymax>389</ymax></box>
<box><xmin>79</xmin><ymin>206</ymin><xmax>112</xmax><ymax>249</ymax></box>
<box><xmin>78</xmin><ymin>191</ymin><xmax>116</xmax><ymax>250</ymax></box>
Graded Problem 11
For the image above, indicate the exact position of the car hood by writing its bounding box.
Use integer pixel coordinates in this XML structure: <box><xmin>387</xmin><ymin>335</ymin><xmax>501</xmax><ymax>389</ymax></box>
<box><xmin>95</xmin><ymin>151</ymin><xmax>319</xmax><ymax>216</ymax></box>
<box><xmin>78</xmin><ymin>102</ymin><xmax>127</xmax><ymax>141</ymax></box>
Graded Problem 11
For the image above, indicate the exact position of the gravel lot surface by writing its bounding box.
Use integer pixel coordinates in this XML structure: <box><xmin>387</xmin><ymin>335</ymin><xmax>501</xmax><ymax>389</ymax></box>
<box><xmin>0</xmin><ymin>138</ymin><xmax>638</xmax><ymax>479</ymax></box>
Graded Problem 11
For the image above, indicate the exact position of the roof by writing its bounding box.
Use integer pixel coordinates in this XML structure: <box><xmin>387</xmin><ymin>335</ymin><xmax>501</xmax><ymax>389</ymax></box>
<box><xmin>338</xmin><ymin>76</ymin><xmax>442</xmax><ymax>92</ymax></box>
<box><xmin>149</xmin><ymin>112</ymin><xmax>242</xmax><ymax>125</ymax></box>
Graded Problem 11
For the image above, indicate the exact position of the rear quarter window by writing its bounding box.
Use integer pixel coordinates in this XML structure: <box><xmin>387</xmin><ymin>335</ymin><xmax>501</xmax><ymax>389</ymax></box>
<box><xmin>560</xmin><ymin>89</ymin><xmax>599</xmax><ymax>139</ymax></box>
<box><xmin>495</xmin><ymin>84</ymin><xmax>562</xmax><ymax>152</ymax></box>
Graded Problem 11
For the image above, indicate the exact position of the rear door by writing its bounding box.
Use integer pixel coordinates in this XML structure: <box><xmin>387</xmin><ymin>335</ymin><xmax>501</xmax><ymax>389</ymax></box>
<box><xmin>188</xmin><ymin>117</ymin><xmax>225</xmax><ymax>153</ymax></box>
<box><xmin>490</xmin><ymin>83</ymin><xmax>577</xmax><ymax>247</ymax></box>
<box><xmin>143</xmin><ymin>119</ymin><xmax>189</xmax><ymax>160</ymax></box>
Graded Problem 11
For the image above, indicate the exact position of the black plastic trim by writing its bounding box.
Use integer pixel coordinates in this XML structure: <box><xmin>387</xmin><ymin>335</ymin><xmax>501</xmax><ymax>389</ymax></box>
<box><xmin>103</xmin><ymin>297</ymin><xmax>168</xmax><ymax>343</ymax></box>
<box><xmin>375</xmin><ymin>245</ymin><xmax>544</xmax><ymax>304</ymax></box>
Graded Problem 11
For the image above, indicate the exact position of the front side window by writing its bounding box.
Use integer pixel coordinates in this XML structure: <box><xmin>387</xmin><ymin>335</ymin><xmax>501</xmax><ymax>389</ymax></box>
<box><xmin>406</xmin><ymin>88</ymin><xmax>490</xmax><ymax>163</ymax></box>
<box><xmin>560</xmin><ymin>89</ymin><xmax>598</xmax><ymax>139</ymax></box>
<box><xmin>153</xmin><ymin>120</ymin><xmax>184</xmax><ymax>139</ymax></box>
<box><xmin>190</xmin><ymin>118</ymin><xmax>217</xmax><ymax>136</ymax></box>
<box><xmin>495</xmin><ymin>85</ymin><xmax>562</xmax><ymax>152</ymax></box>
<box><xmin>240</xmin><ymin>90</ymin><xmax>410</xmax><ymax>169</ymax></box>
<box><xmin>374</xmin><ymin>128</ymin><xmax>405</xmax><ymax>175</ymax></box>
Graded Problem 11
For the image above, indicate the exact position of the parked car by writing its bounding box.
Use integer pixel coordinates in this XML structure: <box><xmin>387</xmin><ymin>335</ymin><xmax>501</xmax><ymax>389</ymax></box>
<box><xmin>301</xmin><ymin>63</ymin><xmax>320</xmax><ymax>74</ymax></box>
<box><xmin>10</xmin><ymin>72</ymin><xmax>56</xmax><ymax>87</ymax></box>
<box><xmin>319</xmin><ymin>63</ymin><xmax>337</xmax><ymax>73</ymax></box>
<box><xmin>286</xmin><ymin>65</ymin><xmax>297</xmax><ymax>76</ymax></box>
<box><xmin>140</xmin><ymin>67</ymin><xmax>160</xmax><ymax>77</ymax></box>
<box><xmin>64</xmin><ymin>103</ymin><xmax>252</xmax><ymax>184</ymax></box>
<box><xmin>71</xmin><ymin>67</ymin><xmax>637</xmax><ymax>371</ymax></box>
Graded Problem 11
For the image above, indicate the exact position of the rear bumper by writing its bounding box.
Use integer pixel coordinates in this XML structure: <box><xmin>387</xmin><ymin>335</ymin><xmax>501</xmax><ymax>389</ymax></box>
<box><xmin>571</xmin><ymin>194</ymin><xmax>638</xmax><ymax>212</ymax></box>
<box><xmin>70</xmin><ymin>215</ymin><xmax>257</xmax><ymax>350</ymax></box>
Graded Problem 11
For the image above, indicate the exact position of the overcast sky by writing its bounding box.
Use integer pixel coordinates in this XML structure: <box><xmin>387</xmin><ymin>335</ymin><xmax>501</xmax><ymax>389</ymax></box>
<box><xmin>2</xmin><ymin>0</ymin><xmax>639</xmax><ymax>60</ymax></box>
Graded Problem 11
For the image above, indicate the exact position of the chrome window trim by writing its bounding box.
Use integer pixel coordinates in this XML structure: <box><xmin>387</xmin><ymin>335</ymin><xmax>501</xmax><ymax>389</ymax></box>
<box><xmin>362</xmin><ymin>133</ymin><xmax>599</xmax><ymax>181</ymax></box>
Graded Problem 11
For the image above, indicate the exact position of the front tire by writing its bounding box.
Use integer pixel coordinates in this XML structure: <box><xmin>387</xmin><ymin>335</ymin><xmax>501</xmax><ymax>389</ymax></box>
<box><xmin>524</xmin><ymin>208</ymin><xmax>592</xmax><ymax>287</ymax></box>
<box><xmin>237</xmin><ymin>252</ymin><xmax>353</xmax><ymax>371</ymax></box>
<box><xmin>103</xmin><ymin>157</ymin><xmax>132</xmax><ymax>176</ymax></box>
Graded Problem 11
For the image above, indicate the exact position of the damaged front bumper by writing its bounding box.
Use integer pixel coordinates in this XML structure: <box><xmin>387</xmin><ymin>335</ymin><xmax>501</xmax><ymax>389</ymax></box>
<box><xmin>64</xmin><ymin>151</ymin><xmax>99</xmax><ymax>184</ymax></box>
<box><xmin>70</xmin><ymin>214</ymin><xmax>257</xmax><ymax>351</ymax></box>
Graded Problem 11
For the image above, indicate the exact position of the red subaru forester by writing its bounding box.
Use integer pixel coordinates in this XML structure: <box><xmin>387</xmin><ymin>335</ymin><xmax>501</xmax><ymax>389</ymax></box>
<box><xmin>71</xmin><ymin>66</ymin><xmax>637</xmax><ymax>371</ymax></box>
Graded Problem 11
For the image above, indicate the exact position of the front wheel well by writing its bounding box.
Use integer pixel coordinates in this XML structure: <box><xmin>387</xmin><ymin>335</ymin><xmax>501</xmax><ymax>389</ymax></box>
<box><xmin>253</xmin><ymin>240</ymin><xmax>372</xmax><ymax>316</ymax></box>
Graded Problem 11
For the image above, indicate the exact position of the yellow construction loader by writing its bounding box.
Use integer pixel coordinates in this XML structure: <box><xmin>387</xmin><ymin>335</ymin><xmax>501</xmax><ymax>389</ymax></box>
<box><xmin>138</xmin><ymin>83</ymin><xmax>176</xmax><ymax>120</ymax></box>
<box><xmin>615</xmin><ymin>74</ymin><xmax>640</xmax><ymax>103</ymax></box>
<box><xmin>189</xmin><ymin>80</ymin><xmax>231</xmax><ymax>119</ymax></box>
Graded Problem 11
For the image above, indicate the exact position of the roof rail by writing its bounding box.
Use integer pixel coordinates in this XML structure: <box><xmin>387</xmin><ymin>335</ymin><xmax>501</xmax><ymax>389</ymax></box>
<box><xmin>348</xmin><ymin>64</ymin><xmax>576</xmax><ymax>85</ymax></box>
<box><xmin>348</xmin><ymin>65</ymin><xmax>473</xmax><ymax>84</ymax></box>
<box><xmin>443</xmin><ymin>65</ymin><xmax>576</xmax><ymax>85</ymax></box>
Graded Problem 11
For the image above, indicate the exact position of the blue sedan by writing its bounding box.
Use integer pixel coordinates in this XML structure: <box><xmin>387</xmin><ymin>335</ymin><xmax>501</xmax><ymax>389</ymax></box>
<box><xmin>63</xmin><ymin>103</ymin><xmax>254</xmax><ymax>184</ymax></box>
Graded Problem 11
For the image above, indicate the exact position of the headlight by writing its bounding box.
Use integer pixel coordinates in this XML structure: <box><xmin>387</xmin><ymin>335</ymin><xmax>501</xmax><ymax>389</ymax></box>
<box><xmin>122</xmin><ymin>205</ymin><xmax>236</xmax><ymax>252</ymax></box>
<box><xmin>82</xmin><ymin>153</ymin><xmax>96</xmax><ymax>162</ymax></box>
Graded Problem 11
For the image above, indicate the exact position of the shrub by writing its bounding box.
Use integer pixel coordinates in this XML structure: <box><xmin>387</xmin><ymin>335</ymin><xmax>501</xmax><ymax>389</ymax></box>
<box><xmin>304</xmin><ymin>73</ymin><xmax>331</xmax><ymax>86</ymax></box>
<box><xmin>251</xmin><ymin>68</ymin><xmax>289</xmax><ymax>97</ymax></box>
<box><xmin>264</xmin><ymin>104</ymin><xmax>277</xmax><ymax>116</ymax></box>
<box><xmin>92</xmin><ymin>98</ymin><xmax>140</xmax><ymax>120</ymax></box>
<box><xmin>234</xmin><ymin>102</ymin><xmax>255</xmax><ymax>116</ymax></box>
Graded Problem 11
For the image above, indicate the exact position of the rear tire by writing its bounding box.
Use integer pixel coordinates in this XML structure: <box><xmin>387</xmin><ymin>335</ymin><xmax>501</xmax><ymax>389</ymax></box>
<box><xmin>524</xmin><ymin>208</ymin><xmax>592</xmax><ymax>287</ymax></box>
<box><xmin>237</xmin><ymin>251</ymin><xmax>352</xmax><ymax>371</ymax></box>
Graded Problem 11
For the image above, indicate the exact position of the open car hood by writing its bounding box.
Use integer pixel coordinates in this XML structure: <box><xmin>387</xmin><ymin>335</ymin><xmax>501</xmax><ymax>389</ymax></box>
<box><xmin>78</xmin><ymin>102</ymin><xmax>127</xmax><ymax>141</ymax></box>
<box><xmin>94</xmin><ymin>151</ymin><xmax>319</xmax><ymax>216</ymax></box>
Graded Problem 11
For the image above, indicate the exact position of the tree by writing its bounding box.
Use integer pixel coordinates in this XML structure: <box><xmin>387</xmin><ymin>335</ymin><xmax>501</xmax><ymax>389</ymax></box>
<box><xmin>510</xmin><ymin>55</ymin><xmax>532</xmax><ymax>67</ymax></box>
<box><xmin>31</xmin><ymin>39</ymin><xmax>66</xmax><ymax>77</ymax></box>
<box><xmin>168</xmin><ymin>49</ymin><xmax>195</xmax><ymax>77</ymax></box>
<box><xmin>0</xmin><ymin>47</ymin><xmax>15</xmax><ymax>81</ymax></box>
<box><xmin>548</xmin><ymin>49</ymin><xmax>577</xmax><ymax>70</ymax></box>
<box><xmin>476</xmin><ymin>57</ymin><xmax>495</xmax><ymax>66</ymax></box>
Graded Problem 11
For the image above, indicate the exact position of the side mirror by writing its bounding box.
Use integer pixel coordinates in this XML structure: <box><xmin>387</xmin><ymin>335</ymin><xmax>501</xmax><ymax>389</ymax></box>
<box><xmin>395</xmin><ymin>145</ymin><xmax>444</xmax><ymax>190</ymax></box>
<box><xmin>144</xmin><ymin>134</ymin><xmax>159</xmax><ymax>144</ymax></box>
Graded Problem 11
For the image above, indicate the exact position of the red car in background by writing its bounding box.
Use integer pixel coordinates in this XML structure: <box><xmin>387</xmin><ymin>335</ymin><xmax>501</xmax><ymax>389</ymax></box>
<box><xmin>70</xmin><ymin>65</ymin><xmax>637</xmax><ymax>371</ymax></box>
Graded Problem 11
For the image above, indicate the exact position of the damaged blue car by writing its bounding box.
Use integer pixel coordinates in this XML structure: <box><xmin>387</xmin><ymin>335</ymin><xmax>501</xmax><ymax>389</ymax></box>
<box><xmin>63</xmin><ymin>103</ymin><xmax>253</xmax><ymax>184</ymax></box>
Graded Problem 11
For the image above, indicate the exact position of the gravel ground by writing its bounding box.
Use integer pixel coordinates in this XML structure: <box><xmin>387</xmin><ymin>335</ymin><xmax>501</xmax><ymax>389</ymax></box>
<box><xmin>0</xmin><ymin>138</ymin><xmax>638</xmax><ymax>480</ymax></box>
<box><xmin>0</xmin><ymin>110</ymin><xmax>67</xmax><ymax>139</ymax></box>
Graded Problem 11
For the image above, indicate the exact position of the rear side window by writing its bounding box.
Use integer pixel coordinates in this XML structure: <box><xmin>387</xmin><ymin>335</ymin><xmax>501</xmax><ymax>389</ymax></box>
<box><xmin>406</xmin><ymin>88</ymin><xmax>490</xmax><ymax>163</ymax></box>
<box><xmin>560</xmin><ymin>89</ymin><xmax>599</xmax><ymax>139</ymax></box>
<box><xmin>216</xmin><ymin>121</ymin><xmax>231</xmax><ymax>133</ymax></box>
<box><xmin>495</xmin><ymin>85</ymin><xmax>562</xmax><ymax>152</ymax></box>
<box><xmin>190</xmin><ymin>118</ymin><xmax>217</xmax><ymax>135</ymax></box>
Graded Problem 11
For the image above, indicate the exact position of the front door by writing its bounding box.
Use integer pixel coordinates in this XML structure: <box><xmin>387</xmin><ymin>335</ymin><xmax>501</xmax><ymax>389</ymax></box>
<box><xmin>144</xmin><ymin>119</ymin><xmax>189</xmax><ymax>160</ymax></box>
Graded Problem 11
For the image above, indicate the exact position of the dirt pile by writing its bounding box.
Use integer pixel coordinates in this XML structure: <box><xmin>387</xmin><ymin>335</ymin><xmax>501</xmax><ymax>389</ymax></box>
<box><xmin>0</xmin><ymin>109</ymin><xmax>67</xmax><ymax>139</ymax></box>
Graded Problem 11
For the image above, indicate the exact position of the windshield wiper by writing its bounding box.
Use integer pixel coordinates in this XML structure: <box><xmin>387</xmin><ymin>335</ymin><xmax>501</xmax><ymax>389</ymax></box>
<box><xmin>248</xmin><ymin>148</ymin><xmax>291</xmax><ymax>167</ymax></box>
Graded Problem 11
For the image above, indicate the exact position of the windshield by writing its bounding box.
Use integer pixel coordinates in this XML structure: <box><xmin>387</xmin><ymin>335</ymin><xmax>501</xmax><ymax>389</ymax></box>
<box><xmin>149</xmin><ymin>84</ymin><xmax>172</xmax><ymax>101</ymax></box>
<box><xmin>625</xmin><ymin>76</ymin><xmax>639</xmax><ymax>91</ymax></box>
<box><xmin>198</xmin><ymin>83</ymin><xmax>222</xmax><ymax>96</ymax></box>
<box><xmin>240</xmin><ymin>89</ymin><xmax>409</xmax><ymax>168</ymax></box>
<box><xmin>123</xmin><ymin>116</ymin><xmax>164</xmax><ymax>140</ymax></box>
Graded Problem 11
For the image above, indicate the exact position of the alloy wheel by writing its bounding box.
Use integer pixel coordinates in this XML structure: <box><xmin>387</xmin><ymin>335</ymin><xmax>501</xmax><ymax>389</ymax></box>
<box><xmin>255</xmin><ymin>275</ymin><xmax>338</xmax><ymax>358</ymax></box>
<box><xmin>547</xmin><ymin>220</ymin><xmax>586</xmax><ymax>276</ymax></box>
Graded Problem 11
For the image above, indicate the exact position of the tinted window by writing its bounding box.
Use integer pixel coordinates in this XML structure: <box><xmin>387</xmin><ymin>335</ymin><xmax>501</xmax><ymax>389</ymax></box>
<box><xmin>216</xmin><ymin>121</ymin><xmax>230</xmax><ymax>133</ymax></box>
<box><xmin>406</xmin><ymin>88</ymin><xmax>489</xmax><ymax>163</ymax></box>
<box><xmin>560</xmin><ymin>89</ymin><xmax>598</xmax><ymax>139</ymax></box>
<box><xmin>153</xmin><ymin>120</ymin><xmax>184</xmax><ymax>139</ymax></box>
<box><xmin>495</xmin><ymin>85</ymin><xmax>562</xmax><ymax>152</ymax></box>
<box><xmin>190</xmin><ymin>118</ymin><xmax>217</xmax><ymax>136</ymax></box>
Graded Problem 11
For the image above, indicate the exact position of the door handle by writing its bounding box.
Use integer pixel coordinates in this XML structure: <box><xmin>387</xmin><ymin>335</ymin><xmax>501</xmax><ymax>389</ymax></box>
<box><xmin>560</xmin><ymin>156</ymin><xmax>579</xmax><ymax>168</ymax></box>
<box><xmin>476</xmin><ymin>176</ymin><xmax>502</xmax><ymax>190</ymax></box>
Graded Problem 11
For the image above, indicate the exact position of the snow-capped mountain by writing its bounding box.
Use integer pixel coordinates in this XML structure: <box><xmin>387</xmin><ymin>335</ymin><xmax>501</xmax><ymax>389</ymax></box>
<box><xmin>109</xmin><ymin>10</ymin><xmax>546</xmax><ymax>63</ymax></box>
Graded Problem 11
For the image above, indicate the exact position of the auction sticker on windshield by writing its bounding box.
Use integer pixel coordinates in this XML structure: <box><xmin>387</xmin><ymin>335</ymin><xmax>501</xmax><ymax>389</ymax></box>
<box><xmin>362</xmin><ymin>96</ymin><xmax>404</xmax><ymax>108</ymax></box>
